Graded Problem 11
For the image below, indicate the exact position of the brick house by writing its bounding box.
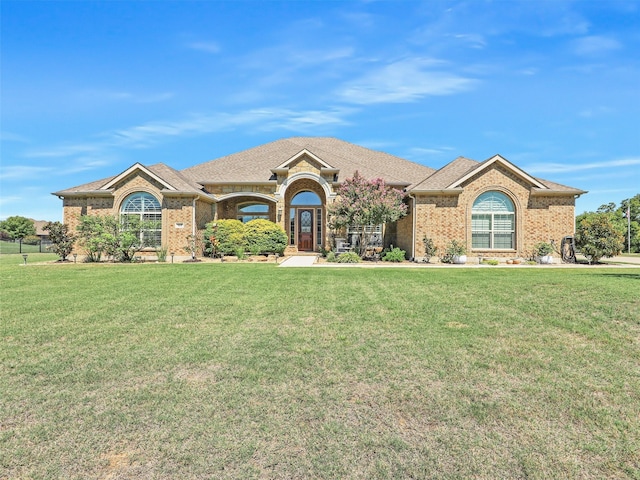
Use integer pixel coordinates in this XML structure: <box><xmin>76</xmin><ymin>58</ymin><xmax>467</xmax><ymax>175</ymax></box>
<box><xmin>53</xmin><ymin>137</ymin><xmax>585</xmax><ymax>261</ymax></box>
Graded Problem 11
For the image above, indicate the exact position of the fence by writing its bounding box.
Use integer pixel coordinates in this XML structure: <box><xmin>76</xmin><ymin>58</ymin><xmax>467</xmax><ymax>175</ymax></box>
<box><xmin>0</xmin><ymin>239</ymin><xmax>53</xmax><ymax>254</ymax></box>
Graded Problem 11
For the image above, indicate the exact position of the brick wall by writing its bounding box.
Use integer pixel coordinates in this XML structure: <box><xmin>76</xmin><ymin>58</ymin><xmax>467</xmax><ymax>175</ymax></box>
<box><xmin>412</xmin><ymin>164</ymin><xmax>576</xmax><ymax>259</ymax></box>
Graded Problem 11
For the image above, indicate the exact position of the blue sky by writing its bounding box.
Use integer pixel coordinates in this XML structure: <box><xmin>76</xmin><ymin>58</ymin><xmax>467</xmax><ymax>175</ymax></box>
<box><xmin>1</xmin><ymin>0</ymin><xmax>639</xmax><ymax>221</ymax></box>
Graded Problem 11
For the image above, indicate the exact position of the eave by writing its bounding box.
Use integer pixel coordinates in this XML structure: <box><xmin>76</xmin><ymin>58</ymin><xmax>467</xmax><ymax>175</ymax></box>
<box><xmin>408</xmin><ymin>188</ymin><xmax>465</xmax><ymax>195</ymax></box>
<box><xmin>530</xmin><ymin>187</ymin><xmax>588</xmax><ymax>197</ymax></box>
<box><xmin>52</xmin><ymin>190</ymin><xmax>114</xmax><ymax>198</ymax></box>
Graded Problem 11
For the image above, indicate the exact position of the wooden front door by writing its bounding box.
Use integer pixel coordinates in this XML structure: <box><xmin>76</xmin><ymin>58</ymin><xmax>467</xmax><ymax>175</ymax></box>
<box><xmin>298</xmin><ymin>209</ymin><xmax>314</xmax><ymax>251</ymax></box>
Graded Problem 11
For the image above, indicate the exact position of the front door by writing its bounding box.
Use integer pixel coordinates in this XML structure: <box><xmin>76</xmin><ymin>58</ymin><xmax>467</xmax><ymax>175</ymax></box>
<box><xmin>298</xmin><ymin>209</ymin><xmax>314</xmax><ymax>251</ymax></box>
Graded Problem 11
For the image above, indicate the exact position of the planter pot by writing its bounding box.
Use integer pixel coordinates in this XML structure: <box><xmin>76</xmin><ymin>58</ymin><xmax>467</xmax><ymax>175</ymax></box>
<box><xmin>453</xmin><ymin>255</ymin><xmax>467</xmax><ymax>264</ymax></box>
<box><xmin>538</xmin><ymin>255</ymin><xmax>553</xmax><ymax>264</ymax></box>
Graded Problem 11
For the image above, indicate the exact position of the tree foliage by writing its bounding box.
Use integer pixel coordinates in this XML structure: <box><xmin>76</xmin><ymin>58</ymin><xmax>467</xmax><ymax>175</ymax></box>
<box><xmin>575</xmin><ymin>212</ymin><xmax>624</xmax><ymax>264</ymax></box>
<box><xmin>44</xmin><ymin>221</ymin><xmax>76</xmax><ymax>261</ymax></box>
<box><xmin>327</xmin><ymin>171</ymin><xmax>407</xmax><ymax>256</ymax></box>
<box><xmin>76</xmin><ymin>214</ymin><xmax>154</xmax><ymax>262</ymax></box>
<box><xmin>0</xmin><ymin>216</ymin><xmax>36</xmax><ymax>240</ymax></box>
<box><xmin>579</xmin><ymin>193</ymin><xmax>640</xmax><ymax>254</ymax></box>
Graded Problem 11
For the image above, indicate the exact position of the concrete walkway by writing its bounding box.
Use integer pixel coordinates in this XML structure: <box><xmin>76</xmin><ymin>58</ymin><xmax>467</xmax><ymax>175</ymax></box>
<box><xmin>278</xmin><ymin>255</ymin><xmax>318</xmax><ymax>267</ymax></box>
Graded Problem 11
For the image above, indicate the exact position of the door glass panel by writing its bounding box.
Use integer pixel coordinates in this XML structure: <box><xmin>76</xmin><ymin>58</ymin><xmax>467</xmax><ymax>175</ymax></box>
<box><xmin>300</xmin><ymin>210</ymin><xmax>312</xmax><ymax>233</ymax></box>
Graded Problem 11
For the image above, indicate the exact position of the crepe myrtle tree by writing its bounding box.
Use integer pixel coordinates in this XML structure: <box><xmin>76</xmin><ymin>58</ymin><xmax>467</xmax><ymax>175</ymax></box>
<box><xmin>43</xmin><ymin>221</ymin><xmax>76</xmax><ymax>261</ymax></box>
<box><xmin>328</xmin><ymin>171</ymin><xmax>407</xmax><ymax>257</ymax></box>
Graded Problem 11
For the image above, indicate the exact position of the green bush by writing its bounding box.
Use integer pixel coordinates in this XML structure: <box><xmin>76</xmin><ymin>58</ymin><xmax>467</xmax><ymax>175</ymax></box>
<box><xmin>205</xmin><ymin>219</ymin><xmax>247</xmax><ymax>255</ymax></box>
<box><xmin>245</xmin><ymin>219</ymin><xmax>287</xmax><ymax>255</ymax></box>
<box><xmin>326</xmin><ymin>251</ymin><xmax>337</xmax><ymax>263</ymax></box>
<box><xmin>382</xmin><ymin>247</ymin><xmax>406</xmax><ymax>262</ymax></box>
<box><xmin>336</xmin><ymin>252</ymin><xmax>361</xmax><ymax>263</ymax></box>
<box><xmin>441</xmin><ymin>239</ymin><xmax>466</xmax><ymax>264</ymax></box>
<box><xmin>575</xmin><ymin>213</ymin><xmax>624</xmax><ymax>264</ymax></box>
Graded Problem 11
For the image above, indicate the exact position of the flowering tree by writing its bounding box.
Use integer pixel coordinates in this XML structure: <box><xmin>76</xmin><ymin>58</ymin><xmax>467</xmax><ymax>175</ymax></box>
<box><xmin>43</xmin><ymin>221</ymin><xmax>76</xmax><ymax>261</ymax></box>
<box><xmin>327</xmin><ymin>171</ymin><xmax>407</xmax><ymax>256</ymax></box>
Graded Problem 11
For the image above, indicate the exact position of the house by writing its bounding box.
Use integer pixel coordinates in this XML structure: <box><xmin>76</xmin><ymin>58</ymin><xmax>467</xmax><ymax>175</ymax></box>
<box><xmin>53</xmin><ymin>137</ymin><xmax>586</xmax><ymax>260</ymax></box>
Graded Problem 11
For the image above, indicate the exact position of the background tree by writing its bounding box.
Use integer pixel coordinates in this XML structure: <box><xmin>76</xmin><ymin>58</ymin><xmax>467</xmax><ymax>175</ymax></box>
<box><xmin>0</xmin><ymin>216</ymin><xmax>35</xmax><ymax>241</ymax></box>
<box><xmin>620</xmin><ymin>194</ymin><xmax>640</xmax><ymax>253</ymax></box>
<box><xmin>582</xmin><ymin>194</ymin><xmax>640</xmax><ymax>254</ymax></box>
<box><xmin>44</xmin><ymin>221</ymin><xmax>76</xmax><ymax>261</ymax></box>
<box><xmin>327</xmin><ymin>171</ymin><xmax>407</xmax><ymax>257</ymax></box>
<box><xmin>575</xmin><ymin>212</ymin><xmax>624</xmax><ymax>264</ymax></box>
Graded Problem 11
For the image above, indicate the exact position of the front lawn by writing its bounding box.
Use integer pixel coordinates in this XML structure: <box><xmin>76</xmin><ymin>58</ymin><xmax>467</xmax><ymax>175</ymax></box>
<box><xmin>1</xmin><ymin>263</ymin><xmax>639</xmax><ymax>479</ymax></box>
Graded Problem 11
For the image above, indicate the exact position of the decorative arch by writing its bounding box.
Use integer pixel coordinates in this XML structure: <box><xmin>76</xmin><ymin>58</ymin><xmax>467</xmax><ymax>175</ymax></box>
<box><xmin>276</xmin><ymin>172</ymin><xmax>335</xmax><ymax>201</ymax></box>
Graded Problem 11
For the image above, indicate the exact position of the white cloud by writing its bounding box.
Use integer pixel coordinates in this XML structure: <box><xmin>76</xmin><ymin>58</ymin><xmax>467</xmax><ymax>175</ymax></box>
<box><xmin>337</xmin><ymin>58</ymin><xmax>476</xmax><ymax>104</ymax></box>
<box><xmin>0</xmin><ymin>165</ymin><xmax>53</xmax><ymax>180</ymax></box>
<box><xmin>0</xmin><ymin>131</ymin><xmax>30</xmax><ymax>143</ymax></box>
<box><xmin>524</xmin><ymin>157</ymin><xmax>640</xmax><ymax>174</ymax></box>
<box><xmin>76</xmin><ymin>89</ymin><xmax>174</xmax><ymax>104</ymax></box>
<box><xmin>20</xmin><ymin>107</ymin><xmax>356</xmax><ymax>162</ymax></box>
<box><xmin>572</xmin><ymin>35</ymin><xmax>622</xmax><ymax>56</ymax></box>
<box><xmin>186</xmin><ymin>41</ymin><xmax>221</xmax><ymax>54</ymax></box>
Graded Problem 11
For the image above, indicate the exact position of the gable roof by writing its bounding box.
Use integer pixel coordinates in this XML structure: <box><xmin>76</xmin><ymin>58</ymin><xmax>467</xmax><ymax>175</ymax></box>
<box><xmin>181</xmin><ymin>137</ymin><xmax>436</xmax><ymax>189</ymax></box>
<box><xmin>53</xmin><ymin>138</ymin><xmax>585</xmax><ymax>199</ymax></box>
<box><xmin>411</xmin><ymin>154</ymin><xmax>586</xmax><ymax>196</ymax></box>
<box><xmin>53</xmin><ymin>163</ymin><xmax>206</xmax><ymax>197</ymax></box>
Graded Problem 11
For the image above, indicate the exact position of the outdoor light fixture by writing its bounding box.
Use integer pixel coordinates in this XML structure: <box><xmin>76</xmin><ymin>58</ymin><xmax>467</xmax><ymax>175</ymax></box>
<box><xmin>277</xmin><ymin>207</ymin><xmax>283</xmax><ymax>222</ymax></box>
<box><xmin>73</xmin><ymin>253</ymin><xmax>77</xmax><ymax>263</ymax></box>
<box><xmin>170</xmin><ymin>252</ymin><xmax>175</xmax><ymax>263</ymax></box>
<box><xmin>22</xmin><ymin>254</ymin><xmax>28</xmax><ymax>265</ymax></box>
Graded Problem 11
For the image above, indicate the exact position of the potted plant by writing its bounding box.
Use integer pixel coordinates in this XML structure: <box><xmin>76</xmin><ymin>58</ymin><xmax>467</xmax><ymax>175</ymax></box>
<box><xmin>534</xmin><ymin>242</ymin><xmax>554</xmax><ymax>264</ymax></box>
<box><xmin>442</xmin><ymin>239</ymin><xmax>467</xmax><ymax>264</ymax></box>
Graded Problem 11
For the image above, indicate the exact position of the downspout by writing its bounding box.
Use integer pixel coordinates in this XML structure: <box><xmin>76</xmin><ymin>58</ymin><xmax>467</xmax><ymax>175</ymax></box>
<box><xmin>192</xmin><ymin>198</ymin><xmax>197</xmax><ymax>256</ymax></box>
<box><xmin>192</xmin><ymin>198</ymin><xmax>197</xmax><ymax>238</ymax></box>
<box><xmin>409</xmin><ymin>193</ymin><xmax>417</xmax><ymax>261</ymax></box>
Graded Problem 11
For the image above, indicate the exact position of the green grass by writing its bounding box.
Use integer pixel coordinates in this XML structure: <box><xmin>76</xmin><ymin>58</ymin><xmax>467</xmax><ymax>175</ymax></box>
<box><xmin>1</xmin><ymin>262</ymin><xmax>639</xmax><ymax>479</ymax></box>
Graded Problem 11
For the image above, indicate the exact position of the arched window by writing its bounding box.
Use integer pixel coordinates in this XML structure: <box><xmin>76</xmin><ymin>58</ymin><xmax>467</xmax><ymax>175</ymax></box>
<box><xmin>238</xmin><ymin>202</ymin><xmax>269</xmax><ymax>223</ymax></box>
<box><xmin>120</xmin><ymin>192</ymin><xmax>162</xmax><ymax>247</ymax></box>
<box><xmin>472</xmin><ymin>191</ymin><xmax>515</xmax><ymax>249</ymax></box>
<box><xmin>291</xmin><ymin>191</ymin><xmax>321</xmax><ymax>205</ymax></box>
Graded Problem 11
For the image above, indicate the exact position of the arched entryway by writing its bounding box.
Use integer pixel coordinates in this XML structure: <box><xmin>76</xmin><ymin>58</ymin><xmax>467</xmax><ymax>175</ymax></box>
<box><xmin>286</xmin><ymin>186</ymin><xmax>326</xmax><ymax>252</ymax></box>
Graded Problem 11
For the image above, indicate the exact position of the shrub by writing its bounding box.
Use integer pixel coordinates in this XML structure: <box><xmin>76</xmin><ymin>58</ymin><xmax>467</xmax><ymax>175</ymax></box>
<box><xmin>44</xmin><ymin>221</ymin><xmax>76</xmax><ymax>261</ymax></box>
<box><xmin>441</xmin><ymin>240</ymin><xmax>466</xmax><ymax>263</ymax></box>
<box><xmin>482</xmin><ymin>259</ymin><xmax>499</xmax><ymax>265</ymax></box>
<box><xmin>382</xmin><ymin>247</ymin><xmax>406</xmax><ymax>262</ymax></box>
<box><xmin>422</xmin><ymin>236</ymin><xmax>437</xmax><ymax>263</ymax></box>
<box><xmin>245</xmin><ymin>219</ymin><xmax>287</xmax><ymax>255</ymax></box>
<box><xmin>326</xmin><ymin>251</ymin><xmax>337</xmax><ymax>263</ymax></box>
<box><xmin>156</xmin><ymin>246</ymin><xmax>168</xmax><ymax>262</ymax></box>
<box><xmin>205</xmin><ymin>219</ymin><xmax>247</xmax><ymax>255</ymax></box>
<box><xmin>533</xmin><ymin>242</ymin><xmax>554</xmax><ymax>257</ymax></box>
<box><xmin>575</xmin><ymin>213</ymin><xmax>624</xmax><ymax>264</ymax></box>
<box><xmin>336</xmin><ymin>252</ymin><xmax>361</xmax><ymax>263</ymax></box>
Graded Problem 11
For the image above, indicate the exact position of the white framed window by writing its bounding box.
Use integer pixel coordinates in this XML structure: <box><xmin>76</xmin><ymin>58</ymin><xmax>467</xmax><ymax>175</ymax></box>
<box><xmin>120</xmin><ymin>192</ymin><xmax>162</xmax><ymax>247</ymax></box>
<box><xmin>472</xmin><ymin>191</ymin><xmax>515</xmax><ymax>249</ymax></box>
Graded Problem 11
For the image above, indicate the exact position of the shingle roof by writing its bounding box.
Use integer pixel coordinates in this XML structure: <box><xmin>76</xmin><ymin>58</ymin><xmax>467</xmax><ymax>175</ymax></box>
<box><xmin>54</xmin><ymin>140</ymin><xmax>585</xmax><ymax>198</ymax></box>
<box><xmin>411</xmin><ymin>156</ymin><xmax>479</xmax><ymax>191</ymax></box>
<box><xmin>181</xmin><ymin>137</ymin><xmax>436</xmax><ymax>189</ymax></box>
<box><xmin>411</xmin><ymin>155</ymin><xmax>586</xmax><ymax>195</ymax></box>
<box><xmin>54</xmin><ymin>163</ymin><xmax>205</xmax><ymax>196</ymax></box>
